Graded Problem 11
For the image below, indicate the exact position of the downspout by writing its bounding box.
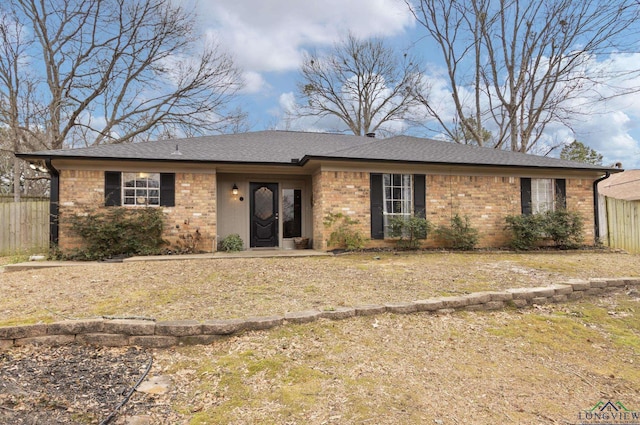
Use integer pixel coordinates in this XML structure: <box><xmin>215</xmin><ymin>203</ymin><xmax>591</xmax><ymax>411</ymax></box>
<box><xmin>44</xmin><ymin>158</ymin><xmax>60</xmax><ymax>247</ymax></box>
<box><xmin>593</xmin><ymin>171</ymin><xmax>611</xmax><ymax>244</ymax></box>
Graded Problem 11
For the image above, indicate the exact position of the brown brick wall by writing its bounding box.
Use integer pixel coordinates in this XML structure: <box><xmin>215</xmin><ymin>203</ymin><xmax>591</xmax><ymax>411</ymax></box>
<box><xmin>168</xmin><ymin>172</ymin><xmax>217</xmax><ymax>251</ymax></box>
<box><xmin>425</xmin><ymin>175</ymin><xmax>521</xmax><ymax>247</ymax></box>
<box><xmin>312</xmin><ymin>170</ymin><xmax>370</xmax><ymax>250</ymax></box>
<box><xmin>566</xmin><ymin>178</ymin><xmax>595</xmax><ymax>242</ymax></box>
<box><xmin>312</xmin><ymin>171</ymin><xmax>596</xmax><ymax>249</ymax></box>
<box><xmin>57</xmin><ymin>170</ymin><xmax>217</xmax><ymax>253</ymax></box>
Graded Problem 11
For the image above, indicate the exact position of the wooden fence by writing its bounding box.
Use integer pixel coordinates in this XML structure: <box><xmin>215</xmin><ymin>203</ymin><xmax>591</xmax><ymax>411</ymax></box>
<box><xmin>605</xmin><ymin>197</ymin><xmax>640</xmax><ymax>254</ymax></box>
<box><xmin>0</xmin><ymin>200</ymin><xmax>50</xmax><ymax>255</ymax></box>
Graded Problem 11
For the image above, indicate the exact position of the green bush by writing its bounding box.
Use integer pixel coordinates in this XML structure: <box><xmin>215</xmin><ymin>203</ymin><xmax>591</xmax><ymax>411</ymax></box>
<box><xmin>66</xmin><ymin>207</ymin><xmax>166</xmax><ymax>260</ymax></box>
<box><xmin>323</xmin><ymin>213</ymin><xmax>366</xmax><ymax>251</ymax></box>
<box><xmin>544</xmin><ymin>209</ymin><xmax>584</xmax><ymax>249</ymax></box>
<box><xmin>504</xmin><ymin>214</ymin><xmax>545</xmax><ymax>250</ymax></box>
<box><xmin>387</xmin><ymin>215</ymin><xmax>431</xmax><ymax>250</ymax></box>
<box><xmin>505</xmin><ymin>209</ymin><xmax>584</xmax><ymax>250</ymax></box>
<box><xmin>435</xmin><ymin>214</ymin><xmax>479</xmax><ymax>250</ymax></box>
<box><xmin>219</xmin><ymin>234</ymin><xmax>244</xmax><ymax>252</ymax></box>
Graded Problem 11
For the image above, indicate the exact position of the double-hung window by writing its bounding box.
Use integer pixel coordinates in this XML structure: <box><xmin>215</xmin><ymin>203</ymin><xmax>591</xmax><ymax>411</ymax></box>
<box><xmin>383</xmin><ymin>174</ymin><xmax>412</xmax><ymax>236</ymax></box>
<box><xmin>521</xmin><ymin>178</ymin><xmax>566</xmax><ymax>215</ymax></box>
<box><xmin>105</xmin><ymin>171</ymin><xmax>175</xmax><ymax>207</ymax></box>
<box><xmin>370</xmin><ymin>173</ymin><xmax>426</xmax><ymax>240</ymax></box>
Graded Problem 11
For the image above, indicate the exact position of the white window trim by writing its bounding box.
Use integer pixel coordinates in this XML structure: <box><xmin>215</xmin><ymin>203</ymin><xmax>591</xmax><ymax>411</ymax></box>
<box><xmin>531</xmin><ymin>178</ymin><xmax>555</xmax><ymax>214</ymax></box>
<box><xmin>382</xmin><ymin>173</ymin><xmax>412</xmax><ymax>237</ymax></box>
<box><xmin>122</xmin><ymin>172</ymin><xmax>161</xmax><ymax>207</ymax></box>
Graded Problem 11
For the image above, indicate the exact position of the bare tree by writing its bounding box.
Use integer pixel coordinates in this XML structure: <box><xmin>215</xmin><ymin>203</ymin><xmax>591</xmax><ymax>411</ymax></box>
<box><xmin>296</xmin><ymin>33</ymin><xmax>427</xmax><ymax>137</ymax></box>
<box><xmin>0</xmin><ymin>0</ymin><xmax>245</xmax><ymax>156</ymax></box>
<box><xmin>408</xmin><ymin>0</ymin><xmax>640</xmax><ymax>152</ymax></box>
<box><xmin>0</xmin><ymin>10</ymin><xmax>45</xmax><ymax>199</ymax></box>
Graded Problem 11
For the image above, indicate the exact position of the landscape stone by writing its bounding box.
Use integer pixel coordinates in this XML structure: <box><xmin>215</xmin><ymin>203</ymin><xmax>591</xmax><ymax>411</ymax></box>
<box><xmin>76</xmin><ymin>333</ymin><xmax>130</xmax><ymax>347</ymax></box>
<box><xmin>320</xmin><ymin>307</ymin><xmax>356</xmax><ymax>320</ymax></box>
<box><xmin>47</xmin><ymin>319</ymin><xmax>104</xmax><ymax>335</ymax></box>
<box><xmin>102</xmin><ymin>319</ymin><xmax>155</xmax><ymax>336</ymax></box>
<box><xmin>284</xmin><ymin>310</ymin><xmax>322</xmax><ymax>324</ymax></box>
<box><xmin>440</xmin><ymin>296</ymin><xmax>470</xmax><ymax>309</ymax></box>
<box><xmin>155</xmin><ymin>320</ymin><xmax>202</xmax><ymax>337</ymax></box>
<box><xmin>506</xmin><ymin>288</ymin><xmax>538</xmax><ymax>300</ymax></box>
<box><xmin>566</xmin><ymin>280</ymin><xmax>590</xmax><ymax>291</ymax></box>
<box><xmin>0</xmin><ymin>324</ymin><xmax>47</xmax><ymax>339</ymax></box>
<box><xmin>244</xmin><ymin>316</ymin><xmax>284</xmax><ymax>331</ymax></box>
<box><xmin>202</xmin><ymin>318</ymin><xmax>246</xmax><ymax>335</ymax></box>
<box><xmin>413</xmin><ymin>299</ymin><xmax>444</xmax><ymax>311</ymax></box>
<box><xmin>14</xmin><ymin>335</ymin><xmax>75</xmax><ymax>347</ymax></box>
<box><xmin>385</xmin><ymin>302</ymin><xmax>418</xmax><ymax>314</ymax></box>
<box><xmin>484</xmin><ymin>301</ymin><xmax>505</xmax><ymax>310</ymax></box>
<box><xmin>130</xmin><ymin>335</ymin><xmax>177</xmax><ymax>348</ymax></box>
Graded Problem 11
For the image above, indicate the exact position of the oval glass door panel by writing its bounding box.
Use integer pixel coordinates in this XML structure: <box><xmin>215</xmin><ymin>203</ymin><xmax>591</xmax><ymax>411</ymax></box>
<box><xmin>254</xmin><ymin>187</ymin><xmax>274</xmax><ymax>220</ymax></box>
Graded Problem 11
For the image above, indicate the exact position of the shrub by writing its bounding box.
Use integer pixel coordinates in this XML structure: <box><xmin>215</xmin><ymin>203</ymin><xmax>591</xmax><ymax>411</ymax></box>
<box><xmin>66</xmin><ymin>207</ymin><xmax>166</xmax><ymax>260</ymax></box>
<box><xmin>505</xmin><ymin>209</ymin><xmax>584</xmax><ymax>250</ymax></box>
<box><xmin>504</xmin><ymin>214</ymin><xmax>545</xmax><ymax>250</ymax></box>
<box><xmin>219</xmin><ymin>234</ymin><xmax>244</xmax><ymax>252</ymax></box>
<box><xmin>435</xmin><ymin>214</ymin><xmax>479</xmax><ymax>250</ymax></box>
<box><xmin>323</xmin><ymin>213</ymin><xmax>366</xmax><ymax>251</ymax></box>
<box><xmin>544</xmin><ymin>209</ymin><xmax>584</xmax><ymax>249</ymax></box>
<box><xmin>387</xmin><ymin>215</ymin><xmax>431</xmax><ymax>250</ymax></box>
<box><xmin>173</xmin><ymin>229</ymin><xmax>203</xmax><ymax>254</ymax></box>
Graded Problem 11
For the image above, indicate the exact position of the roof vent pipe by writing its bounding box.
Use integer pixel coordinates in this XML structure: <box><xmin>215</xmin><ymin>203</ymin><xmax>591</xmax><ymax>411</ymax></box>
<box><xmin>365</xmin><ymin>132</ymin><xmax>375</xmax><ymax>138</ymax></box>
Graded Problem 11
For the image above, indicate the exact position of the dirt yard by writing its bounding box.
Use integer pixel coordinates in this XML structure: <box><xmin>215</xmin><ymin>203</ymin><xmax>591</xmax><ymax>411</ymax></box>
<box><xmin>1</xmin><ymin>251</ymin><xmax>640</xmax><ymax>424</ymax></box>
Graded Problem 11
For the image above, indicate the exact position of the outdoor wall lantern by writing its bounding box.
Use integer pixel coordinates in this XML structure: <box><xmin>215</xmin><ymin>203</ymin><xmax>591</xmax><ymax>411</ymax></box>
<box><xmin>232</xmin><ymin>183</ymin><xmax>239</xmax><ymax>196</ymax></box>
<box><xmin>29</xmin><ymin>162</ymin><xmax>48</xmax><ymax>173</ymax></box>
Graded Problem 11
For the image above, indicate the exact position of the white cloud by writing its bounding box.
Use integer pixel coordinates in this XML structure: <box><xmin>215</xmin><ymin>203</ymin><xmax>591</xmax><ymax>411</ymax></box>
<box><xmin>417</xmin><ymin>51</ymin><xmax>640</xmax><ymax>168</ymax></box>
<box><xmin>196</xmin><ymin>0</ymin><xmax>414</xmax><ymax>73</ymax></box>
<box><xmin>240</xmin><ymin>71</ymin><xmax>269</xmax><ymax>94</ymax></box>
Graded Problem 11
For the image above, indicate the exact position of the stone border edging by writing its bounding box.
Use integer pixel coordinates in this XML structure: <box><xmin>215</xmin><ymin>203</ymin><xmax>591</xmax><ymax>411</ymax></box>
<box><xmin>1</xmin><ymin>277</ymin><xmax>638</xmax><ymax>350</ymax></box>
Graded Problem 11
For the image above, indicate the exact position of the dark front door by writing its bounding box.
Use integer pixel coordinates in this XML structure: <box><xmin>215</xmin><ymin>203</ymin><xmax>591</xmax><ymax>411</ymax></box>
<box><xmin>250</xmin><ymin>183</ymin><xmax>279</xmax><ymax>247</ymax></box>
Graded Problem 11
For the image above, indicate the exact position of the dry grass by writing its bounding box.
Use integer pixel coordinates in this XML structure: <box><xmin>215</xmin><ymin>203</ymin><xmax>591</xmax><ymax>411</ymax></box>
<box><xmin>1</xmin><ymin>251</ymin><xmax>640</xmax><ymax>424</ymax></box>
<box><xmin>1</xmin><ymin>251</ymin><xmax>639</xmax><ymax>326</ymax></box>
<box><xmin>152</xmin><ymin>293</ymin><xmax>640</xmax><ymax>424</ymax></box>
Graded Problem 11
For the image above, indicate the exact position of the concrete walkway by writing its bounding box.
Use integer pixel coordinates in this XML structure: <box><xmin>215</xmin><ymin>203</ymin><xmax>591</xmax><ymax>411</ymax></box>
<box><xmin>2</xmin><ymin>249</ymin><xmax>330</xmax><ymax>272</ymax></box>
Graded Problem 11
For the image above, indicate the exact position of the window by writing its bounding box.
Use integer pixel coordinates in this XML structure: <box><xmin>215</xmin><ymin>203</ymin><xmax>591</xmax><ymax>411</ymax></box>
<box><xmin>105</xmin><ymin>171</ymin><xmax>175</xmax><ymax>207</ymax></box>
<box><xmin>370</xmin><ymin>173</ymin><xmax>425</xmax><ymax>240</ymax></box>
<box><xmin>123</xmin><ymin>173</ymin><xmax>160</xmax><ymax>206</ymax></box>
<box><xmin>521</xmin><ymin>178</ymin><xmax>566</xmax><ymax>215</ymax></box>
<box><xmin>531</xmin><ymin>178</ymin><xmax>554</xmax><ymax>213</ymax></box>
<box><xmin>383</xmin><ymin>174</ymin><xmax>412</xmax><ymax>236</ymax></box>
<box><xmin>282</xmin><ymin>189</ymin><xmax>302</xmax><ymax>238</ymax></box>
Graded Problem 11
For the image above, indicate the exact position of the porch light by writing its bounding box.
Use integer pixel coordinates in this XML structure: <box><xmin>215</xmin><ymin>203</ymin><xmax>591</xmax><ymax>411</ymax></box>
<box><xmin>232</xmin><ymin>184</ymin><xmax>239</xmax><ymax>196</ymax></box>
<box><xmin>29</xmin><ymin>162</ymin><xmax>48</xmax><ymax>173</ymax></box>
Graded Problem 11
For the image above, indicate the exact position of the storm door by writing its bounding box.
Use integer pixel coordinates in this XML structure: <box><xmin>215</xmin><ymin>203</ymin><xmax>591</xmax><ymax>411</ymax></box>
<box><xmin>250</xmin><ymin>183</ymin><xmax>279</xmax><ymax>247</ymax></box>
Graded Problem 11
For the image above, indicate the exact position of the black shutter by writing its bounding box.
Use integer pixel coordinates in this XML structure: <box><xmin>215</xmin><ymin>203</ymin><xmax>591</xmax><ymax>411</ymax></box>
<box><xmin>160</xmin><ymin>173</ymin><xmax>175</xmax><ymax>207</ymax></box>
<box><xmin>520</xmin><ymin>178</ymin><xmax>532</xmax><ymax>215</ymax></box>
<box><xmin>370</xmin><ymin>173</ymin><xmax>384</xmax><ymax>240</ymax></box>
<box><xmin>413</xmin><ymin>174</ymin><xmax>427</xmax><ymax>239</ymax></box>
<box><xmin>413</xmin><ymin>174</ymin><xmax>426</xmax><ymax>218</ymax></box>
<box><xmin>104</xmin><ymin>171</ymin><xmax>121</xmax><ymax>206</ymax></box>
<box><xmin>555</xmin><ymin>179</ymin><xmax>566</xmax><ymax>209</ymax></box>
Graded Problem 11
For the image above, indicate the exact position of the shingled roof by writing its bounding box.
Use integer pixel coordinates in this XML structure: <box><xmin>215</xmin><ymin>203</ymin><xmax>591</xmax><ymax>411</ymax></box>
<box><xmin>599</xmin><ymin>170</ymin><xmax>640</xmax><ymax>200</ymax></box>
<box><xmin>18</xmin><ymin>130</ymin><xmax>618</xmax><ymax>172</ymax></box>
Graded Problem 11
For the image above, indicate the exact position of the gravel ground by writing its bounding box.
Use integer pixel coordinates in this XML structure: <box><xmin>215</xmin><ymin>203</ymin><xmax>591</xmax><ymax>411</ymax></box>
<box><xmin>0</xmin><ymin>251</ymin><xmax>639</xmax><ymax>424</ymax></box>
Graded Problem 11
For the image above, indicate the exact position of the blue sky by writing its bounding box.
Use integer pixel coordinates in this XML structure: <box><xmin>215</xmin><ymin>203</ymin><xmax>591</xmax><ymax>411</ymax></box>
<box><xmin>186</xmin><ymin>0</ymin><xmax>640</xmax><ymax>169</ymax></box>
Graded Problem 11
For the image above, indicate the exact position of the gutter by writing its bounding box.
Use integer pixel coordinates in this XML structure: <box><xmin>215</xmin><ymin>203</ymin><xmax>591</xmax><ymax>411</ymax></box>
<box><xmin>44</xmin><ymin>158</ymin><xmax>60</xmax><ymax>247</ymax></box>
<box><xmin>593</xmin><ymin>172</ymin><xmax>611</xmax><ymax>243</ymax></box>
